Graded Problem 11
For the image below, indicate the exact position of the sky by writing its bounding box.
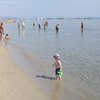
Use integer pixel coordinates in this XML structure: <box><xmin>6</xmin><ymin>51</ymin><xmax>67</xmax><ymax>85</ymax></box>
<box><xmin>0</xmin><ymin>0</ymin><xmax>100</xmax><ymax>18</ymax></box>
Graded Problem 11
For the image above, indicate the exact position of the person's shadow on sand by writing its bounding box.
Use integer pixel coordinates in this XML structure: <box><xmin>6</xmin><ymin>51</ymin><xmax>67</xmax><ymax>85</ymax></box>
<box><xmin>36</xmin><ymin>75</ymin><xmax>56</xmax><ymax>80</ymax></box>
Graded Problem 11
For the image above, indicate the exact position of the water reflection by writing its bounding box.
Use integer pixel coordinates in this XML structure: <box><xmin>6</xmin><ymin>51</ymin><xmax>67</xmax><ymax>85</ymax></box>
<box><xmin>18</xmin><ymin>27</ymin><xmax>25</xmax><ymax>34</ymax></box>
<box><xmin>18</xmin><ymin>28</ymin><xmax>21</xmax><ymax>34</ymax></box>
<box><xmin>22</xmin><ymin>28</ymin><xmax>25</xmax><ymax>34</ymax></box>
<box><xmin>81</xmin><ymin>28</ymin><xmax>84</xmax><ymax>33</ymax></box>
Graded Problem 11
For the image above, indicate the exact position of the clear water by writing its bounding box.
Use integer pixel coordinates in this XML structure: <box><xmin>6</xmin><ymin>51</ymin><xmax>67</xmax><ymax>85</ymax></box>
<box><xmin>5</xmin><ymin>18</ymin><xmax>100</xmax><ymax>100</ymax></box>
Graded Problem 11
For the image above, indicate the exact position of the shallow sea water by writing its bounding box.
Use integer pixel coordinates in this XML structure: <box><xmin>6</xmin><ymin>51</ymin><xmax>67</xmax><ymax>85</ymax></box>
<box><xmin>5</xmin><ymin>18</ymin><xmax>100</xmax><ymax>100</ymax></box>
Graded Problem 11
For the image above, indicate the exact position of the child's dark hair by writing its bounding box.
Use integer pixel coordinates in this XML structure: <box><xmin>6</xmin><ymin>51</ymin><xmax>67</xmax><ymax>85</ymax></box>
<box><xmin>54</xmin><ymin>54</ymin><xmax>60</xmax><ymax>59</ymax></box>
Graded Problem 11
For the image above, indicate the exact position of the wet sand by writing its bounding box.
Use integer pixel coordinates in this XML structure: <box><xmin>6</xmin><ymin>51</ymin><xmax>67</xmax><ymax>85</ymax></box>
<box><xmin>0</xmin><ymin>45</ymin><xmax>49</xmax><ymax>100</ymax></box>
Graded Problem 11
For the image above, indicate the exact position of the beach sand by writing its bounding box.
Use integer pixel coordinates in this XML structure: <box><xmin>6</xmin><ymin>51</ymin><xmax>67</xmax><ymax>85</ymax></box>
<box><xmin>0</xmin><ymin>45</ymin><xmax>49</xmax><ymax>100</ymax></box>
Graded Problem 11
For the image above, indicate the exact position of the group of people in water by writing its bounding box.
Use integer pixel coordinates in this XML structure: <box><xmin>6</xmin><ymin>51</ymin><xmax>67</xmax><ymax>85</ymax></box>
<box><xmin>18</xmin><ymin>21</ymin><xmax>25</xmax><ymax>34</ymax></box>
<box><xmin>17</xmin><ymin>20</ymin><xmax>84</xmax><ymax>36</ymax></box>
<box><xmin>33</xmin><ymin>20</ymin><xmax>84</xmax><ymax>33</ymax></box>
<box><xmin>19</xmin><ymin>19</ymin><xmax>89</xmax><ymax>35</ymax></box>
<box><xmin>0</xmin><ymin>22</ymin><xmax>10</xmax><ymax>45</ymax></box>
<box><xmin>0</xmin><ymin>19</ymin><xmax>85</xmax><ymax>80</ymax></box>
<box><xmin>33</xmin><ymin>20</ymin><xmax>48</xmax><ymax>30</ymax></box>
<box><xmin>32</xmin><ymin>20</ymin><xmax>60</xmax><ymax>33</ymax></box>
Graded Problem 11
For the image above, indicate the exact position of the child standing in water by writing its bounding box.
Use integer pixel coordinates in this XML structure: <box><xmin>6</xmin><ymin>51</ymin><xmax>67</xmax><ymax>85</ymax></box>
<box><xmin>52</xmin><ymin>54</ymin><xmax>63</xmax><ymax>80</ymax></box>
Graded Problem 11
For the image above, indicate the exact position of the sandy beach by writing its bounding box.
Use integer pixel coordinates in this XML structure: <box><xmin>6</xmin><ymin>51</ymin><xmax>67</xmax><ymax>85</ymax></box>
<box><xmin>0</xmin><ymin>45</ymin><xmax>49</xmax><ymax>100</ymax></box>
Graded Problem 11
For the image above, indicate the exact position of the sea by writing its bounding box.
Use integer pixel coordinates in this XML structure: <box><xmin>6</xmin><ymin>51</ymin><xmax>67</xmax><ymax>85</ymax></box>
<box><xmin>4</xmin><ymin>18</ymin><xmax>100</xmax><ymax>100</ymax></box>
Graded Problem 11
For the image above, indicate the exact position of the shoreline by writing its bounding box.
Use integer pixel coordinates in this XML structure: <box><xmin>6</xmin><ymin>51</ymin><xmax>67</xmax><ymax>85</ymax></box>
<box><xmin>6</xmin><ymin>42</ymin><xmax>57</xmax><ymax>99</ymax></box>
<box><xmin>3</xmin><ymin>18</ymin><xmax>100</xmax><ymax>100</ymax></box>
<box><xmin>5</xmin><ymin>43</ymin><xmax>100</xmax><ymax>100</ymax></box>
<box><xmin>0</xmin><ymin>45</ymin><xmax>49</xmax><ymax>100</ymax></box>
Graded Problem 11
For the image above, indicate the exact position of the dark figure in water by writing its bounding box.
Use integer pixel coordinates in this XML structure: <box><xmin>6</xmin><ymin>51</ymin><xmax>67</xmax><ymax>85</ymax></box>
<box><xmin>44</xmin><ymin>23</ymin><xmax>46</xmax><ymax>30</ymax></box>
<box><xmin>81</xmin><ymin>22</ymin><xmax>84</xmax><ymax>29</ymax></box>
<box><xmin>80</xmin><ymin>22</ymin><xmax>84</xmax><ymax>33</ymax></box>
<box><xmin>33</xmin><ymin>22</ymin><xmax>35</xmax><ymax>29</ymax></box>
<box><xmin>38</xmin><ymin>24</ymin><xmax>41</xmax><ymax>30</ymax></box>
<box><xmin>55</xmin><ymin>24</ymin><xmax>59</xmax><ymax>33</ymax></box>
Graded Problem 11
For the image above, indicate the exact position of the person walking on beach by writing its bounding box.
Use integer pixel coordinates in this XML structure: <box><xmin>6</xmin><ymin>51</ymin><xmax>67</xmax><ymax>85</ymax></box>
<box><xmin>52</xmin><ymin>54</ymin><xmax>63</xmax><ymax>80</ymax></box>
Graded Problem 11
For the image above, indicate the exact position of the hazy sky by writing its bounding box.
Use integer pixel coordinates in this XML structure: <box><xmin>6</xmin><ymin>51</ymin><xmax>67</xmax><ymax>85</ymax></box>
<box><xmin>0</xmin><ymin>0</ymin><xmax>100</xmax><ymax>18</ymax></box>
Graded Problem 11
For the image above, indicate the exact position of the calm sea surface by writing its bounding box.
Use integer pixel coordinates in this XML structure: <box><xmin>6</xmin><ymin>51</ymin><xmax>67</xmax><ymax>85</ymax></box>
<box><xmin>5</xmin><ymin>19</ymin><xmax>100</xmax><ymax>100</ymax></box>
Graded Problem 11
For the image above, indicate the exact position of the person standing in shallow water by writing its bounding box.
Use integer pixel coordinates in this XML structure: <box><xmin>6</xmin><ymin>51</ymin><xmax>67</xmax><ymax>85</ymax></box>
<box><xmin>33</xmin><ymin>21</ymin><xmax>35</xmax><ymax>29</ymax></box>
<box><xmin>38</xmin><ymin>24</ymin><xmax>41</xmax><ymax>30</ymax></box>
<box><xmin>80</xmin><ymin>22</ymin><xmax>84</xmax><ymax>33</ymax></box>
<box><xmin>18</xmin><ymin>22</ymin><xmax>20</xmax><ymax>32</ymax></box>
<box><xmin>55</xmin><ymin>24</ymin><xmax>59</xmax><ymax>33</ymax></box>
<box><xmin>81</xmin><ymin>22</ymin><xmax>84</xmax><ymax>29</ymax></box>
<box><xmin>52</xmin><ymin>54</ymin><xmax>63</xmax><ymax>80</ymax></box>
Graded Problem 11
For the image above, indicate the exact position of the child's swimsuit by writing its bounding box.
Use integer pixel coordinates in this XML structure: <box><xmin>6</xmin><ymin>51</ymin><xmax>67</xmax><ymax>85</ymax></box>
<box><xmin>55</xmin><ymin>68</ymin><xmax>63</xmax><ymax>77</ymax></box>
<box><xmin>55</xmin><ymin>68</ymin><xmax>60</xmax><ymax>75</ymax></box>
